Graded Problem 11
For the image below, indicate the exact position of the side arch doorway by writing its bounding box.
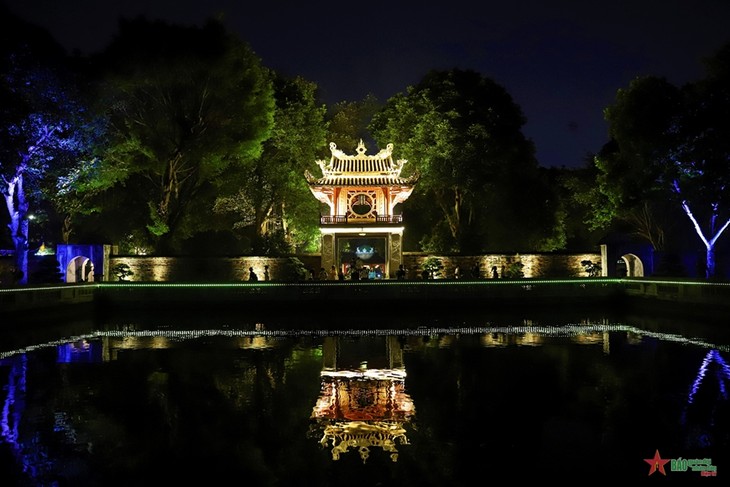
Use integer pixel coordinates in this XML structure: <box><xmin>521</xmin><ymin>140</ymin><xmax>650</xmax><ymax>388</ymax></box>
<box><xmin>66</xmin><ymin>255</ymin><xmax>95</xmax><ymax>283</ymax></box>
<box><xmin>56</xmin><ymin>244</ymin><xmax>114</xmax><ymax>283</ymax></box>
<box><xmin>616</xmin><ymin>253</ymin><xmax>644</xmax><ymax>277</ymax></box>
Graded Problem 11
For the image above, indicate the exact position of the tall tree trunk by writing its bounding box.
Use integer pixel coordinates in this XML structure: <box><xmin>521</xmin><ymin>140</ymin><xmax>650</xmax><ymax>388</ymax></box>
<box><xmin>705</xmin><ymin>247</ymin><xmax>716</xmax><ymax>280</ymax></box>
<box><xmin>3</xmin><ymin>172</ymin><xmax>29</xmax><ymax>285</ymax></box>
<box><xmin>679</xmin><ymin>199</ymin><xmax>730</xmax><ymax>279</ymax></box>
<box><xmin>61</xmin><ymin>214</ymin><xmax>72</xmax><ymax>244</ymax></box>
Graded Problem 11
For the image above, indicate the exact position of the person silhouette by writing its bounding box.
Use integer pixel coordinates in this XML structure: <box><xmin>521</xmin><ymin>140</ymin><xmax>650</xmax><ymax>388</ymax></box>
<box><xmin>248</xmin><ymin>267</ymin><xmax>258</xmax><ymax>281</ymax></box>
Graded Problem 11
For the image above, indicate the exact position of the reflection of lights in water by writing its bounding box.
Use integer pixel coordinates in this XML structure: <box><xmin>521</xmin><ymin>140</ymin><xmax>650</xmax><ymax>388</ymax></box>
<box><xmin>686</xmin><ymin>350</ymin><xmax>730</xmax><ymax>407</ymax></box>
<box><xmin>481</xmin><ymin>334</ymin><xmax>509</xmax><ymax>347</ymax></box>
<box><xmin>680</xmin><ymin>349</ymin><xmax>730</xmax><ymax>448</ymax></box>
<box><xmin>0</xmin><ymin>355</ymin><xmax>55</xmax><ymax>482</ymax></box>
<box><xmin>519</xmin><ymin>332</ymin><xmax>543</xmax><ymax>346</ymax></box>
<box><xmin>2</xmin><ymin>324</ymin><xmax>730</xmax><ymax>360</ymax></box>
<box><xmin>248</xmin><ymin>336</ymin><xmax>270</xmax><ymax>349</ymax></box>
<box><xmin>570</xmin><ymin>333</ymin><xmax>605</xmax><ymax>345</ymax></box>
<box><xmin>1</xmin><ymin>355</ymin><xmax>25</xmax><ymax>446</ymax></box>
<box><xmin>321</xmin><ymin>369</ymin><xmax>406</xmax><ymax>380</ymax></box>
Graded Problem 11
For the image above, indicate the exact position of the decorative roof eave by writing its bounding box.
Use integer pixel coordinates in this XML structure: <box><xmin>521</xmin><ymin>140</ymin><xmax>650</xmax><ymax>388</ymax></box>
<box><xmin>304</xmin><ymin>169</ymin><xmax>321</xmax><ymax>184</ymax></box>
<box><xmin>306</xmin><ymin>182</ymin><xmax>335</xmax><ymax>207</ymax></box>
<box><xmin>306</xmin><ymin>170</ymin><xmax>419</xmax><ymax>187</ymax></box>
<box><xmin>306</xmin><ymin>176</ymin><xmax>417</xmax><ymax>187</ymax></box>
<box><xmin>392</xmin><ymin>187</ymin><xmax>416</xmax><ymax>206</ymax></box>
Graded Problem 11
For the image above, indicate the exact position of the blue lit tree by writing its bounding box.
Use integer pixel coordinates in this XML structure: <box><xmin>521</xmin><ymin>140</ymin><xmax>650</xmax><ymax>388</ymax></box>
<box><xmin>595</xmin><ymin>43</ymin><xmax>730</xmax><ymax>278</ymax></box>
<box><xmin>0</xmin><ymin>12</ymin><xmax>94</xmax><ymax>284</ymax></box>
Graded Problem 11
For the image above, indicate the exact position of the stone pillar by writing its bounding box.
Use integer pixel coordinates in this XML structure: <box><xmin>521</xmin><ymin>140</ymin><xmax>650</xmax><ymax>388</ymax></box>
<box><xmin>389</xmin><ymin>233</ymin><xmax>402</xmax><ymax>279</ymax></box>
<box><xmin>101</xmin><ymin>244</ymin><xmax>115</xmax><ymax>282</ymax></box>
<box><xmin>321</xmin><ymin>233</ymin><xmax>336</xmax><ymax>274</ymax></box>
<box><xmin>600</xmin><ymin>244</ymin><xmax>608</xmax><ymax>277</ymax></box>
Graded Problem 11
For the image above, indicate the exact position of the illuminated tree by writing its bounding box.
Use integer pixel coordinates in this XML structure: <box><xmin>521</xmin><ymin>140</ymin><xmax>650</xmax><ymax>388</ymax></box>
<box><xmin>595</xmin><ymin>43</ymin><xmax>730</xmax><ymax>278</ymax></box>
<box><xmin>91</xmin><ymin>17</ymin><xmax>275</xmax><ymax>253</ymax></box>
<box><xmin>369</xmin><ymin>69</ymin><xmax>559</xmax><ymax>253</ymax></box>
<box><xmin>212</xmin><ymin>74</ymin><xmax>327</xmax><ymax>254</ymax></box>
<box><xmin>590</xmin><ymin>76</ymin><xmax>683</xmax><ymax>249</ymax></box>
<box><xmin>51</xmin><ymin>156</ymin><xmax>107</xmax><ymax>244</ymax></box>
<box><xmin>0</xmin><ymin>9</ymin><xmax>93</xmax><ymax>284</ymax></box>
<box><xmin>542</xmin><ymin>162</ymin><xmax>607</xmax><ymax>252</ymax></box>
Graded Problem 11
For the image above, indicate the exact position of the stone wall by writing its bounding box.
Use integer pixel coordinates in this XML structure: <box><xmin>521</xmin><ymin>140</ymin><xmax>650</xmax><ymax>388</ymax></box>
<box><xmin>106</xmin><ymin>252</ymin><xmax>601</xmax><ymax>282</ymax></box>
<box><xmin>108</xmin><ymin>254</ymin><xmax>322</xmax><ymax>282</ymax></box>
<box><xmin>2</xmin><ymin>251</ymin><xmax>603</xmax><ymax>285</ymax></box>
<box><xmin>402</xmin><ymin>252</ymin><xmax>602</xmax><ymax>279</ymax></box>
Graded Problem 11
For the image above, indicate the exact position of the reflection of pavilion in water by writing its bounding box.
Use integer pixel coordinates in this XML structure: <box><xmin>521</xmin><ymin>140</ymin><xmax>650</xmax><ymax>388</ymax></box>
<box><xmin>310</xmin><ymin>336</ymin><xmax>415</xmax><ymax>463</ymax></box>
<box><xmin>45</xmin><ymin>332</ymin><xmax>418</xmax><ymax>463</ymax></box>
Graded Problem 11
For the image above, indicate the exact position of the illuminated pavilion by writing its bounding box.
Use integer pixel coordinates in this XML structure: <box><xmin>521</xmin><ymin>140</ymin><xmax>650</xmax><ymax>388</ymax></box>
<box><xmin>305</xmin><ymin>140</ymin><xmax>418</xmax><ymax>278</ymax></box>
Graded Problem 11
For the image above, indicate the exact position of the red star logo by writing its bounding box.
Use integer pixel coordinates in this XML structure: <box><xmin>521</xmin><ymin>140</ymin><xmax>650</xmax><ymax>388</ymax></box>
<box><xmin>644</xmin><ymin>449</ymin><xmax>670</xmax><ymax>476</ymax></box>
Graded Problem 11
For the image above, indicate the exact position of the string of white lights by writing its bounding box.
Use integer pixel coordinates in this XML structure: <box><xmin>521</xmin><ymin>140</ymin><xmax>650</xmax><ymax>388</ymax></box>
<box><xmin>1</xmin><ymin>324</ymin><xmax>728</xmax><ymax>359</ymax></box>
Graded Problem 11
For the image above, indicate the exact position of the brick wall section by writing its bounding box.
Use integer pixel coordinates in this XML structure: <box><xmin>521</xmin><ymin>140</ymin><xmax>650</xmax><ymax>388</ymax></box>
<box><xmin>2</xmin><ymin>252</ymin><xmax>602</xmax><ymax>284</ymax></box>
<box><xmin>402</xmin><ymin>252</ymin><xmax>601</xmax><ymax>279</ymax></box>
<box><xmin>108</xmin><ymin>254</ymin><xmax>325</xmax><ymax>282</ymax></box>
<box><xmin>106</xmin><ymin>252</ymin><xmax>601</xmax><ymax>282</ymax></box>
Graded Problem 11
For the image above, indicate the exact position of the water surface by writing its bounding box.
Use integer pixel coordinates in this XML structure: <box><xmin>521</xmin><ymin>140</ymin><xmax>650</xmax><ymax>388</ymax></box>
<box><xmin>1</xmin><ymin>311</ymin><xmax>728</xmax><ymax>484</ymax></box>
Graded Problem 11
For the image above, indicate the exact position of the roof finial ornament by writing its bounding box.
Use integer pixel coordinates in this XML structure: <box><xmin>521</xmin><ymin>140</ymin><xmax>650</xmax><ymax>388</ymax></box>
<box><xmin>356</xmin><ymin>139</ymin><xmax>367</xmax><ymax>155</ymax></box>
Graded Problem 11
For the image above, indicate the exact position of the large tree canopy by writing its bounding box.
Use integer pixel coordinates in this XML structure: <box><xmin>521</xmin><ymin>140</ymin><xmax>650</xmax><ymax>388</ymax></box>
<box><xmin>89</xmin><ymin>17</ymin><xmax>275</xmax><ymax>253</ymax></box>
<box><xmin>369</xmin><ymin>68</ymin><xmax>559</xmax><ymax>253</ymax></box>
<box><xmin>213</xmin><ymin>74</ymin><xmax>327</xmax><ymax>254</ymax></box>
<box><xmin>589</xmin><ymin>77</ymin><xmax>685</xmax><ymax>251</ymax></box>
<box><xmin>595</xmin><ymin>43</ymin><xmax>730</xmax><ymax>277</ymax></box>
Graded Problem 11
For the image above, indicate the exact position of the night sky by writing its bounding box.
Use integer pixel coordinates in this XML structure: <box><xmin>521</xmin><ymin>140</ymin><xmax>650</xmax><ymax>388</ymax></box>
<box><xmin>5</xmin><ymin>0</ymin><xmax>730</xmax><ymax>169</ymax></box>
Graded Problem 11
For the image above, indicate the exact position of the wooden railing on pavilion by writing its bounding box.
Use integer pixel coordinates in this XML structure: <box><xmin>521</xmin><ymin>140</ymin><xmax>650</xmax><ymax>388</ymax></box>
<box><xmin>320</xmin><ymin>215</ymin><xmax>403</xmax><ymax>225</ymax></box>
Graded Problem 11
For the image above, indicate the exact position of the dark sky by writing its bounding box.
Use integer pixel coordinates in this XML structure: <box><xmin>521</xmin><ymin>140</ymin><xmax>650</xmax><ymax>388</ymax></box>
<box><xmin>5</xmin><ymin>0</ymin><xmax>730</xmax><ymax>168</ymax></box>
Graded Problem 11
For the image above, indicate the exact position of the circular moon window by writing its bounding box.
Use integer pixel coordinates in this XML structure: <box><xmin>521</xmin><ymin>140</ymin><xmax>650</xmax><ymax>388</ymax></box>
<box><xmin>350</xmin><ymin>193</ymin><xmax>375</xmax><ymax>217</ymax></box>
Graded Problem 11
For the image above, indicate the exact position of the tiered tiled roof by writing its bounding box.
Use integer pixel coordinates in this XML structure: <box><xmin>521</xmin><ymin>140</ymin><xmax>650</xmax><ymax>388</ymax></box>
<box><xmin>305</xmin><ymin>141</ymin><xmax>418</xmax><ymax>187</ymax></box>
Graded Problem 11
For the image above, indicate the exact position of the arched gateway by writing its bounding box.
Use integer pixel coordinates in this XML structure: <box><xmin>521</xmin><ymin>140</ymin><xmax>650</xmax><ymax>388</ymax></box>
<box><xmin>305</xmin><ymin>141</ymin><xmax>418</xmax><ymax>279</ymax></box>
<box><xmin>56</xmin><ymin>244</ymin><xmax>114</xmax><ymax>283</ymax></box>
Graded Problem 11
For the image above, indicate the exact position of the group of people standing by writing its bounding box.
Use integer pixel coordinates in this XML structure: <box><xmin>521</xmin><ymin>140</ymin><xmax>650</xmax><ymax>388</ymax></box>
<box><xmin>304</xmin><ymin>265</ymin><xmax>344</xmax><ymax>281</ymax></box>
<box><xmin>455</xmin><ymin>265</ymin><xmax>501</xmax><ymax>279</ymax></box>
<box><xmin>246</xmin><ymin>262</ymin><xmax>501</xmax><ymax>281</ymax></box>
<box><xmin>453</xmin><ymin>264</ymin><xmax>500</xmax><ymax>279</ymax></box>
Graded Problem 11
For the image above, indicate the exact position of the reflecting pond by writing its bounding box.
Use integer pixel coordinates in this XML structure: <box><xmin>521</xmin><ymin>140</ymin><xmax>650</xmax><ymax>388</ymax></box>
<box><xmin>1</xmin><ymin>309</ymin><xmax>729</xmax><ymax>484</ymax></box>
